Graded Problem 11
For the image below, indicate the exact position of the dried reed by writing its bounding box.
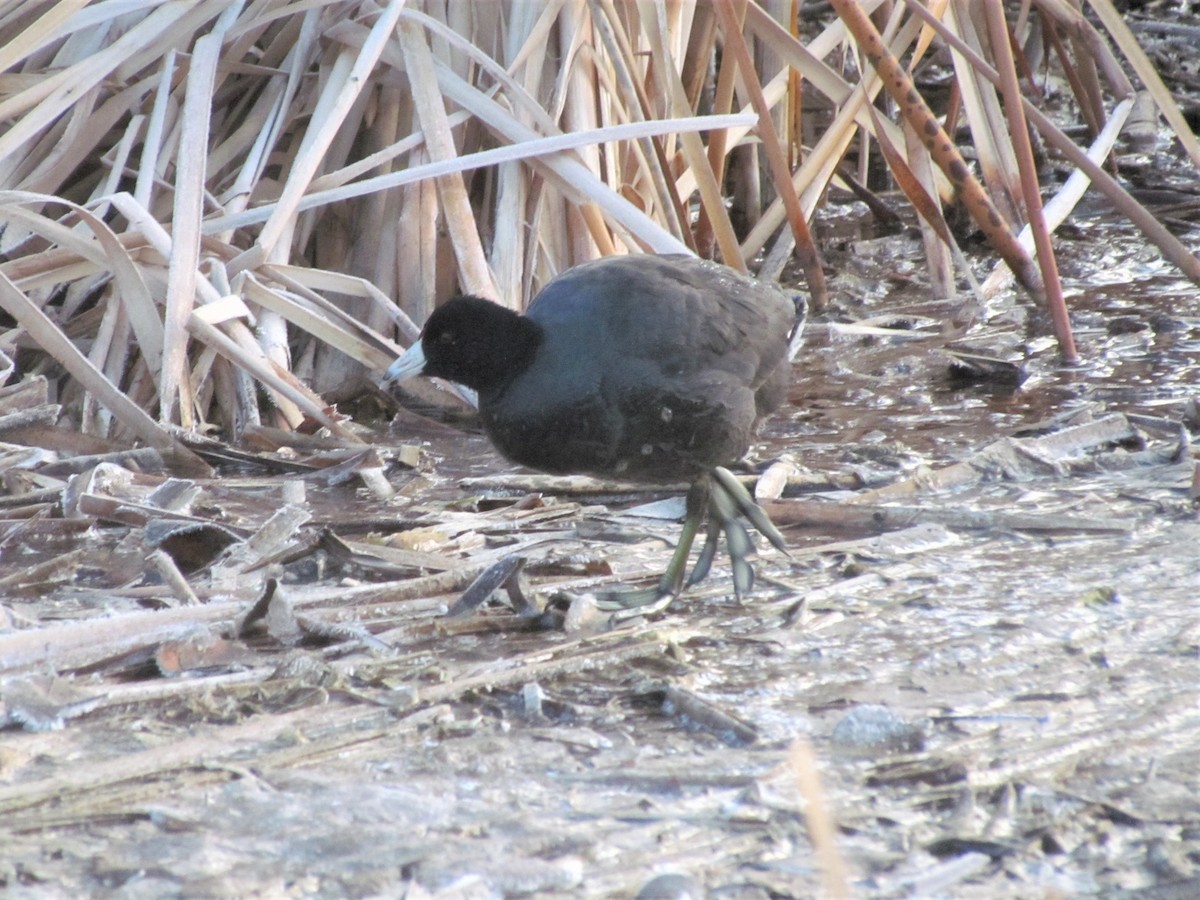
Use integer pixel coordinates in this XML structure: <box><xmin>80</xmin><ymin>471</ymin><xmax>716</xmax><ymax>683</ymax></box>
<box><xmin>0</xmin><ymin>1</ymin><xmax>1192</xmax><ymax>441</ymax></box>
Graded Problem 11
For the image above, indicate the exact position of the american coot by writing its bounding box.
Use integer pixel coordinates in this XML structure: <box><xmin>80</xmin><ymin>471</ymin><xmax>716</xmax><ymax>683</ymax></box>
<box><xmin>385</xmin><ymin>254</ymin><xmax>800</xmax><ymax>609</ymax></box>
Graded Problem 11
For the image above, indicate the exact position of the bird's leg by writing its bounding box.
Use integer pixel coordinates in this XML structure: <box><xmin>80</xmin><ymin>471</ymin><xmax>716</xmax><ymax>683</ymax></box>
<box><xmin>593</xmin><ymin>469</ymin><xmax>789</xmax><ymax>612</ymax></box>
<box><xmin>594</xmin><ymin>475</ymin><xmax>710</xmax><ymax>612</ymax></box>
<box><xmin>657</xmin><ymin>475</ymin><xmax>710</xmax><ymax>597</ymax></box>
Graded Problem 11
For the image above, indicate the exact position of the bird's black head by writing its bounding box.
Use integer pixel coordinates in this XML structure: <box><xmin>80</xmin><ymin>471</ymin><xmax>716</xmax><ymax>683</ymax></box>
<box><xmin>391</xmin><ymin>295</ymin><xmax>542</xmax><ymax>393</ymax></box>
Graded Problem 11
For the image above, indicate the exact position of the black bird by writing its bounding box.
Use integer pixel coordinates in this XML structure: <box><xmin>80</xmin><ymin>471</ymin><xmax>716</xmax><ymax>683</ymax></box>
<box><xmin>385</xmin><ymin>253</ymin><xmax>801</xmax><ymax>609</ymax></box>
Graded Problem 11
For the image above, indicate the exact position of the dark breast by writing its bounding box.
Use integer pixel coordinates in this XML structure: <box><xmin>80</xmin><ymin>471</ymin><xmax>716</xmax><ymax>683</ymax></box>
<box><xmin>479</xmin><ymin>255</ymin><xmax>796</xmax><ymax>482</ymax></box>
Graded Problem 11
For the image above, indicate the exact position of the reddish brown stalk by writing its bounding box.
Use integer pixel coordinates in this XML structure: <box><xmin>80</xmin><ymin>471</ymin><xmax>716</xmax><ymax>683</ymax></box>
<box><xmin>1007</xmin><ymin>21</ymin><xmax>1044</xmax><ymax>102</ymax></box>
<box><xmin>943</xmin><ymin>77</ymin><xmax>962</xmax><ymax>139</ymax></box>
<box><xmin>1043</xmin><ymin>16</ymin><xmax>1102</xmax><ymax>142</ymax></box>
<box><xmin>788</xmin><ymin>0</ymin><xmax>804</xmax><ymax>171</ymax></box>
<box><xmin>984</xmin><ymin>5</ymin><xmax>1078</xmax><ymax>363</ymax></box>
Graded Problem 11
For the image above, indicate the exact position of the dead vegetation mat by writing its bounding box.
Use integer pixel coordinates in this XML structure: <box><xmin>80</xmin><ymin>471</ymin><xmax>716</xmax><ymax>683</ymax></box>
<box><xmin>1</xmin><ymin>329</ymin><xmax>1198</xmax><ymax>897</ymax></box>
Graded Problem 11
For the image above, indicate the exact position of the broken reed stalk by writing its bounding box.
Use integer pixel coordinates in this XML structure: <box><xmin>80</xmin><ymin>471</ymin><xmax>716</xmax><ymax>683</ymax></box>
<box><xmin>163</xmin><ymin>18</ymin><xmax>225</xmax><ymax>430</ymax></box>
<box><xmin>789</xmin><ymin>737</ymin><xmax>853</xmax><ymax>900</ymax></box>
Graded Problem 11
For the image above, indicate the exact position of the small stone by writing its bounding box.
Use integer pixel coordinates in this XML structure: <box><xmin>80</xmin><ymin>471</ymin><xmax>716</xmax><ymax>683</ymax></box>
<box><xmin>831</xmin><ymin>704</ymin><xmax>925</xmax><ymax>754</ymax></box>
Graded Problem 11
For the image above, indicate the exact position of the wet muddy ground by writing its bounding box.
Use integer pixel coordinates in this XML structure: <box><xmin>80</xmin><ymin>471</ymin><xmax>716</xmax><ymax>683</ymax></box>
<box><xmin>3</xmin><ymin>185</ymin><xmax>1200</xmax><ymax>897</ymax></box>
